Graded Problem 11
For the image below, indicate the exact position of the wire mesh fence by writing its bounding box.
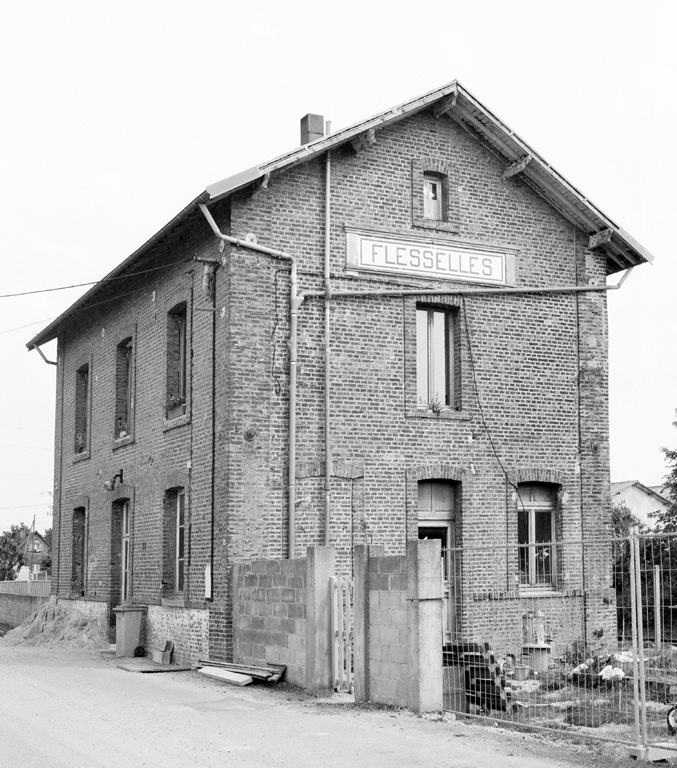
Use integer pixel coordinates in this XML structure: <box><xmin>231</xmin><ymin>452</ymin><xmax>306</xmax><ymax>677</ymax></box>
<box><xmin>440</xmin><ymin>533</ymin><xmax>677</xmax><ymax>753</ymax></box>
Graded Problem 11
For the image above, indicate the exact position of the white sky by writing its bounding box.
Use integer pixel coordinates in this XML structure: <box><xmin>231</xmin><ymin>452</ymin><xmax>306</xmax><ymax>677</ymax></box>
<box><xmin>1</xmin><ymin>0</ymin><xmax>675</xmax><ymax>536</ymax></box>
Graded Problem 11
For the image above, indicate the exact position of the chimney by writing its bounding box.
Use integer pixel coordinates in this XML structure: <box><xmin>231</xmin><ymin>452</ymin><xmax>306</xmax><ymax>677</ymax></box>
<box><xmin>300</xmin><ymin>113</ymin><xmax>324</xmax><ymax>145</ymax></box>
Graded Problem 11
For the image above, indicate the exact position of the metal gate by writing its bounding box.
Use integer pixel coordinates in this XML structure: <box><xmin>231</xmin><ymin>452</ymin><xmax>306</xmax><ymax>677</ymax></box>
<box><xmin>331</xmin><ymin>576</ymin><xmax>353</xmax><ymax>693</ymax></box>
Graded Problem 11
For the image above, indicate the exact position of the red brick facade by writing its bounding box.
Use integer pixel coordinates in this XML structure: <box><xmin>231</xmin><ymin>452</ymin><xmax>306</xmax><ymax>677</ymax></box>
<box><xmin>37</xmin><ymin>85</ymin><xmax>648</xmax><ymax>664</ymax></box>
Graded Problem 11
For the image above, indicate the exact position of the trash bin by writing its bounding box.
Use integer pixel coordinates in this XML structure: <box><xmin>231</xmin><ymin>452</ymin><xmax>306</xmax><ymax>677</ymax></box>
<box><xmin>113</xmin><ymin>605</ymin><xmax>147</xmax><ymax>657</ymax></box>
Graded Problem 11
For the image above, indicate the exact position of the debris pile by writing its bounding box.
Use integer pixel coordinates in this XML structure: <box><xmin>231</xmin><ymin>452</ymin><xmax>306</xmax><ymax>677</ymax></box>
<box><xmin>0</xmin><ymin>603</ymin><xmax>108</xmax><ymax>649</ymax></box>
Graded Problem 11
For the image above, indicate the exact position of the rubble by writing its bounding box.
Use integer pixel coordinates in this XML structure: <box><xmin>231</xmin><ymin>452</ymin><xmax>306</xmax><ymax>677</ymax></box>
<box><xmin>0</xmin><ymin>603</ymin><xmax>108</xmax><ymax>649</ymax></box>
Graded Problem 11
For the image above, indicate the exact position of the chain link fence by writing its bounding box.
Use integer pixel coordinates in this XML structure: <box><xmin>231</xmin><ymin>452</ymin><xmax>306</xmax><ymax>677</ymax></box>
<box><xmin>440</xmin><ymin>533</ymin><xmax>677</xmax><ymax>755</ymax></box>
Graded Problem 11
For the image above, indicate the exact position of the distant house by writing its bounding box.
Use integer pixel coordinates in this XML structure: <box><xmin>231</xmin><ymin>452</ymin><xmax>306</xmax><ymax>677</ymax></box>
<box><xmin>611</xmin><ymin>481</ymin><xmax>671</xmax><ymax>529</ymax></box>
<box><xmin>15</xmin><ymin>532</ymin><xmax>51</xmax><ymax>581</ymax></box>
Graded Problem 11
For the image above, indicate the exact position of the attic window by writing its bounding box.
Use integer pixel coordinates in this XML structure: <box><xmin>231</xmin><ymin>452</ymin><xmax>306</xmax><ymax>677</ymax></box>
<box><xmin>412</xmin><ymin>159</ymin><xmax>459</xmax><ymax>233</ymax></box>
<box><xmin>423</xmin><ymin>174</ymin><xmax>444</xmax><ymax>220</ymax></box>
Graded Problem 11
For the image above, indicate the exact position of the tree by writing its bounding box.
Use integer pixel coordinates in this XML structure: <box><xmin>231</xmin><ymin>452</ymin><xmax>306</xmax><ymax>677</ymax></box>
<box><xmin>39</xmin><ymin>527</ymin><xmax>52</xmax><ymax>576</ymax></box>
<box><xmin>651</xmin><ymin>422</ymin><xmax>677</xmax><ymax>532</ymax></box>
<box><xmin>0</xmin><ymin>524</ymin><xmax>30</xmax><ymax>581</ymax></box>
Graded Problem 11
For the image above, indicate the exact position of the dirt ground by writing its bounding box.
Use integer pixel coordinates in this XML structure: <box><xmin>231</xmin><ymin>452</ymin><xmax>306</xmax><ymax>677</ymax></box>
<box><xmin>0</xmin><ymin>644</ymin><xmax>657</xmax><ymax>768</ymax></box>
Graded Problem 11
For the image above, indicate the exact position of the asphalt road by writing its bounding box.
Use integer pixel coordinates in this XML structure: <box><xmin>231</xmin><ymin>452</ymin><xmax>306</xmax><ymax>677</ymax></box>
<box><xmin>0</xmin><ymin>645</ymin><xmax>633</xmax><ymax>768</ymax></box>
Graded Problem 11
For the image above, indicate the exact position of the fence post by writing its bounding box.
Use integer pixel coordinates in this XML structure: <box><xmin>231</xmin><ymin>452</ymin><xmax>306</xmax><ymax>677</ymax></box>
<box><xmin>627</xmin><ymin>528</ymin><xmax>648</xmax><ymax>760</ymax></box>
<box><xmin>406</xmin><ymin>539</ymin><xmax>443</xmax><ymax>713</ymax></box>
<box><xmin>305</xmin><ymin>546</ymin><xmax>335</xmax><ymax>696</ymax></box>
<box><xmin>633</xmin><ymin>533</ymin><xmax>648</xmax><ymax>749</ymax></box>
<box><xmin>654</xmin><ymin>565</ymin><xmax>662</xmax><ymax>652</ymax></box>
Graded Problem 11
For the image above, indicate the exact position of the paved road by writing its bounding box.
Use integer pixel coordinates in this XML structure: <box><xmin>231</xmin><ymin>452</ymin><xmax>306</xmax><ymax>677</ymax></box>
<box><xmin>0</xmin><ymin>645</ymin><xmax>628</xmax><ymax>768</ymax></box>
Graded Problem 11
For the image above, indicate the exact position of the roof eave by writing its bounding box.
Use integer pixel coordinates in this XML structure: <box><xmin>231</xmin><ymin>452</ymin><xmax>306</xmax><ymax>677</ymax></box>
<box><xmin>27</xmin><ymin>191</ymin><xmax>209</xmax><ymax>350</ymax></box>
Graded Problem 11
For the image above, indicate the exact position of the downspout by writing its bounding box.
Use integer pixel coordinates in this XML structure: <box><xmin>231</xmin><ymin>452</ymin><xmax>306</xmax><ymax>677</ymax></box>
<box><xmin>324</xmin><ymin>149</ymin><xmax>332</xmax><ymax>545</ymax></box>
<box><xmin>198</xmin><ymin>203</ymin><xmax>302</xmax><ymax>559</ymax></box>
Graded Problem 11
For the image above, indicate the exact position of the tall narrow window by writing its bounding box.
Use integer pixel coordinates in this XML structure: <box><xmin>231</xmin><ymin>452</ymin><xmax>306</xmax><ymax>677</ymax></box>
<box><xmin>163</xmin><ymin>487</ymin><xmax>187</xmax><ymax>599</ymax></box>
<box><xmin>166</xmin><ymin>304</ymin><xmax>187</xmax><ymax>419</ymax></box>
<box><xmin>115</xmin><ymin>337</ymin><xmax>133</xmax><ymax>439</ymax></box>
<box><xmin>423</xmin><ymin>173</ymin><xmax>443</xmax><ymax>220</ymax></box>
<box><xmin>72</xmin><ymin>507</ymin><xmax>87</xmax><ymax>596</ymax></box>
<box><xmin>417</xmin><ymin>306</ymin><xmax>454</xmax><ymax>409</ymax></box>
<box><xmin>121</xmin><ymin>500</ymin><xmax>131</xmax><ymax>603</ymax></box>
<box><xmin>74</xmin><ymin>363</ymin><xmax>90</xmax><ymax>454</ymax></box>
<box><xmin>518</xmin><ymin>483</ymin><xmax>557</xmax><ymax>589</ymax></box>
<box><xmin>175</xmin><ymin>490</ymin><xmax>185</xmax><ymax>593</ymax></box>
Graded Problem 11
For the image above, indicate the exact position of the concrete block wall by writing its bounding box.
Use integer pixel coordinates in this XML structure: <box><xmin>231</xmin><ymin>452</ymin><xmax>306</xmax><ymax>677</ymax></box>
<box><xmin>366</xmin><ymin>553</ymin><xmax>409</xmax><ymax>705</ymax></box>
<box><xmin>355</xmin><ymin>540</ymin><xmax>443</xmax><ymax>712</ymax></box>
<box><xmin>232</xmin><ymin>546</ymin><xmax>335</xmax><ymax>694</ymax></box>
<box><xmin>0</xmin><ymin>594</ymin><xmax>50</xmax><ymax>628</ymax></box>
<box><xmin>233</xmin><ymin>556</ymin><xmax>309</xmax><ymax>687</ymax></box>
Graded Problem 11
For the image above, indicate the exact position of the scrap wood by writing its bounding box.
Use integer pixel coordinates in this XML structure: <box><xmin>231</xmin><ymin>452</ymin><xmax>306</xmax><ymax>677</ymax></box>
<box><xmin>197</xmin><ymin>659</ymin><xmax>286</xmax><ymax>682</ymax></box>
<box><xmin>118</xmin><ymin>661</ymin><xmax>191</xmax><ymax>673</ymax></box>
<box><xmin>198</xmin><ymin>667</ymin><xmax>253</xmax><ymax>686</ymax></box>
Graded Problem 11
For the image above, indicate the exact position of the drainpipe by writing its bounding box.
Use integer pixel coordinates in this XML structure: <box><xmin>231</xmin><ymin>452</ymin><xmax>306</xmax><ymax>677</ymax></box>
<box><xmin>198</xmin><ymin>203</ymin><xmax>302</xmax><ymax>559</ymax></box>
<box><xmin>324</xmin><ymin>148</ymin><xmax>332</xmax><ymax>546</ymax></box>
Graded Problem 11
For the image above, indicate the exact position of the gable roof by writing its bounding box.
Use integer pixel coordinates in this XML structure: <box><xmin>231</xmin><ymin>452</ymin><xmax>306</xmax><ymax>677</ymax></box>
<box><xmin>27</xmin><ymin>80</ymin><xmax>654</xmax><ymax>350</ymax></box>
<box><xmin>611</xmin><ymin>480</ymin><xmax>670</xmax><ymax>505</ymax></box>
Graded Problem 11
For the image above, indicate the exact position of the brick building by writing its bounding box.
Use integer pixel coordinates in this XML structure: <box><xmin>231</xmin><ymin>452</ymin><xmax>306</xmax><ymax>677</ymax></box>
<box><xmin>28</xmin><ymin>81</ymin><xmax>653</xmax><ymax>664</ymax></box>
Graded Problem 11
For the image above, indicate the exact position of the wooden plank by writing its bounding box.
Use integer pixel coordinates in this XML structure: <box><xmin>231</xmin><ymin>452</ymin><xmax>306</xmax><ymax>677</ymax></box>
<box><xmin>350</xmin><ymin>129</ymin><xmax>376</xmax><ymax>154</ymax></box>
<box><xmin>198</xmin><ymin>667</ymin><xmax>253</xmax><ymax>686</ymax></box>
<box><xmin>433</xmin><ymin>93</ymin><xmax>458</xmax><ymax>118</ymax></box>
<box><xmin>588</xmin><ymin>228</ymin><xmax>613</xmax><ymax>249</ymax></box>
<box><xmin>503</xmin><ymin>155</ymin><xmax>532</xmax><ymax>180</ymax></box>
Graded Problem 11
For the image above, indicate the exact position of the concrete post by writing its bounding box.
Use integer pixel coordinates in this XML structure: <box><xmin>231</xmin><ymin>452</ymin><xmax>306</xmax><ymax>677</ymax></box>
<box><xmin>353</xmin><ymin>544</ymin><xmax>384</xmax><ymax>703</ymax></box>
<box><xmin>305</xmin><ymin>546</ymin><xmax>336</xmax><ymax>696</ymax></box>
<box><xmin>353</xmin><ymin>545</ymin><xmax>369</xmax><ymax>703</ymax></box>
<box><xmin>406</xmin><ymin>539</ymin><xmax>443</xmax><ymax>712</ymax></box>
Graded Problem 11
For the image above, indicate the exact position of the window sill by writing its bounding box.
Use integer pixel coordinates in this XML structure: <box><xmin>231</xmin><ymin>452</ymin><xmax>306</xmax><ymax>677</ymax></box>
<box><xmin>163</xmin><ymin>411</ymin><xmax>190</xmax><ymax>432</ymax></box>
<box><xmin>412</xmin><ymin>216</ymin><xmax>460</xmax><ymax>234</ymax></box>
<box><xmin>113</xmin><ymin>434</ymin><xmax>135</xmax><ymax>450</ymax></box>
<box><xmin>162</xmin><ymin>595</ymin><xmax>186</xmax><ymax>608</ymax></box>
<box><xmin>408</xmin><ymin>407</ymin><xmax>471</xmax><ymax>421</ymax></box>
<box><xmin>72</xmin><ymin>450</ymin><xmax>90</xmax><ymax>464</ymax></box>
<box><xmin>519</xmin><ymin>587</ymin><xmax>583</xmax><ymax>599</ymax></box>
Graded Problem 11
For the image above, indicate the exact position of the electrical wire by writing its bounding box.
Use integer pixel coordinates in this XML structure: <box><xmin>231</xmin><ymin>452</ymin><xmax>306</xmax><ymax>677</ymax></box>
<box><xmin>0</xmin><ymin>503</ymin><xmax>51</xmax><ymax>511</ymax></box>
<box><xmin>0</xmin><ymin>317</ymin><xmax>58</xmax><ymax>336</ymax></box>
<box><xmin>461</xmin><ymin>295</ymin><xmax>520</xmax><ymax>497</ymax></box>
<box><xmin>0</xmin><ymin>257</ymin><xmax>193</xmax><ymax>300</ymax></box>
<box><xmin>271</xmin><ymin>267</ymin><xmax>282</xmax><ymax>395</ymax></box>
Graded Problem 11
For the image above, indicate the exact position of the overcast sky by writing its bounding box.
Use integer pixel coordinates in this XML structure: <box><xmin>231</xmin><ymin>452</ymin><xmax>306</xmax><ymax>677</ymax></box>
<box><xmin>1</xmin><ymin>0</ymin><xmax>675</xmax><ymax>535</ymax></box>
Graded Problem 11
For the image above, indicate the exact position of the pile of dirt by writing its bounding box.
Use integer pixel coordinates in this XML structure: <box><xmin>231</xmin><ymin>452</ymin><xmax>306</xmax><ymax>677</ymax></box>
<box><xmin>0</xmin><ymin>603</ymin><xmax>108</xmax><ymax>649</ymax></box>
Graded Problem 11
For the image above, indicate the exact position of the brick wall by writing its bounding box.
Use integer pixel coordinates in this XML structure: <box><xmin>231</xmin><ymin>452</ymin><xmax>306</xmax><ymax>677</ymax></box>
<box><xmin>48</xmin><ymin>103</ymin><xmax>619</xmax><ymax>662</ymax></box>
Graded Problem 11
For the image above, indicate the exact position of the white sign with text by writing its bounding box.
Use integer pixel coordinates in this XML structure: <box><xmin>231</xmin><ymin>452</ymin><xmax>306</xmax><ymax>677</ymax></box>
<box><xmin>346</xmin><ymin>232</ymin><xmax>515</xmax><ymax>286</ymax></box>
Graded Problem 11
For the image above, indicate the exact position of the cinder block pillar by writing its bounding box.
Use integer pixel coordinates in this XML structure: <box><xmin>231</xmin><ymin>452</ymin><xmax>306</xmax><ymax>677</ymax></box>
<box><xmin>305</xmin><ymin>546</ymin><xmax>336</xmax><ymax>696</ymax></box>
<box><xmin>406</xmin><ymin>539</ymin><xmax>443</xmax><ymax>712</ymax></box>
<box><xmin>353</xmin><ymin>544</ymin><xmax>384</xmax><ymax>703</ymax></box>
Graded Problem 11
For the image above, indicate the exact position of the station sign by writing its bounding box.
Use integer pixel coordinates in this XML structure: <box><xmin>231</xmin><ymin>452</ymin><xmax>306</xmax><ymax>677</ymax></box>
<box><xmin>346</xmin><ymin>232</ymin><xmax>515</xmax><ymax>286</ymax></box>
